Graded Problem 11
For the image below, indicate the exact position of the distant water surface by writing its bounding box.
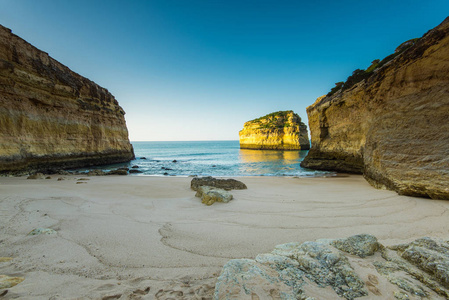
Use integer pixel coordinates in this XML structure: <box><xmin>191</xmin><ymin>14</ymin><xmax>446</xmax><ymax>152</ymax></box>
<box><xmin>87</xmin><ymin>141</ymin><xmax>331</xmax><ymax>177</ymax></box>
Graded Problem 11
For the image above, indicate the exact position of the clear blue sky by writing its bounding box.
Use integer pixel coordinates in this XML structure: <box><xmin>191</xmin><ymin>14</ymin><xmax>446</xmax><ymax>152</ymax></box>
<box><xmin>1</xmin><ymin>1</ymin><xmax>448</xmax><ymax>141</ymax></box>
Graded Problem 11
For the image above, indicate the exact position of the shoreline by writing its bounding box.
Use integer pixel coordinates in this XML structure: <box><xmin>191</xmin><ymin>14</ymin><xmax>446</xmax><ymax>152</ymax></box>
<box><xmin>1</xmin><ymin>175</ymin><xmax>448</xmax><ymax>299</ymax></box>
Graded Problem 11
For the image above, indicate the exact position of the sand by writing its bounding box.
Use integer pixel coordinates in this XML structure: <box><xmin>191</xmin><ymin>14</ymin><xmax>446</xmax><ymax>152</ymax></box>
<box><xmin>0</xmin><ymin>174</ymin><xmax>448</xmax><ymax>299</ymax></box>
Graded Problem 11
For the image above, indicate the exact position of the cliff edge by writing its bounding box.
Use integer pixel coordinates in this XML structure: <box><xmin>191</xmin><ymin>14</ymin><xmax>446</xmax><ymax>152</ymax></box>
<box><xmin>239</xmin><ymin>110</ymin><xmax>310</xmax><ymax>150</ymax></box>
<box><xmin>0</xmin><ymin>25</ymin><xmax>134</xmax><ymax>173</ymax></box>
<box><xmin>301</xmin><ymin>17</ymin><xmax>449</xmax><ymax>199</ymax></box>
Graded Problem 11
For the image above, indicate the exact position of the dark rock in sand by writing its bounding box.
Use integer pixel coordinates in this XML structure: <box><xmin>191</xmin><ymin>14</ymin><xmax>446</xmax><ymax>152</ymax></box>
<box><xmin>191</xmin><ymin>176</ymin><xmax>247</xmax><ymax>191</ymax></box>
<box><xmin>106</xmin><ymin>169</ymin><xmax>128</xmax><ymax>175</ymax></box>
<box><xmin>131</xmin><ymin>165</ymin><xmax>139</xmax><ymax>169</ymax></box>
<box><xmin>129</xmin><ymin>169</ymin><xmax>143</xmax><ymax>174</ymax></box>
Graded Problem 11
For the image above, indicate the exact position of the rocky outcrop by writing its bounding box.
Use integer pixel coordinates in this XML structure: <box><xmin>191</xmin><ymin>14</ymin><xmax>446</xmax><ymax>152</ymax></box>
<box><xmin>0</xmin><ymin>25</ymin><xmax>134</xmax><ymax>174</ymax></box>
<box><xmin>214</xmin><ymin>234</ymin><xmax>449</xmax><ymax>299</ymax></box>
<box><xmin>191</xmin><ymin>176</ymin><xmax>247</xmax><ymax>191</ymax></box>
<box><xmin>301</xmin><ymin>17</ymin><xmax>449</xmax><ymax>199</ymax></box>
<box><xmin>239</xmin><ymin>111</ymin><xmax>310</xmax><ymax>150</ymax></box>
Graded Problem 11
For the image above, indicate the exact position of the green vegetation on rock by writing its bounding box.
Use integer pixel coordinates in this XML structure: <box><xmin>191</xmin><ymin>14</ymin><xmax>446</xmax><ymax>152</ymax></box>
<box><xmin>326</xmin><ymin>38</ymin><xmax>420</xmax><ymax>96</ymax></box>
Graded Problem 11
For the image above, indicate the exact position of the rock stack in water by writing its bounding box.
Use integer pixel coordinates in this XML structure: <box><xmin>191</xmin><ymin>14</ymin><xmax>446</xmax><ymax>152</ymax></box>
<box><xmin>301</xmin><ymin>17</ymin><xmax>449</xmax><ymax>199</ymax></box>
<box><xmin>0</xmin><ymin>25</ymin><xmax>134</xmax><ymax>174</ymax></box>
<box><xmin>239</xmin><ymin>110</ymin><xmax>310</xmax><ymax>150</ymax></box>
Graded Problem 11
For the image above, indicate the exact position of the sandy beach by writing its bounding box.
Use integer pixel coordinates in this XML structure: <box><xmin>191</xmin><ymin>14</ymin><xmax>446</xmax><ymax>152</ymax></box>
<box><xmin>1</xmin><ymin>175</ymin><xmax>449</xmax><ymax>299</ymax></box>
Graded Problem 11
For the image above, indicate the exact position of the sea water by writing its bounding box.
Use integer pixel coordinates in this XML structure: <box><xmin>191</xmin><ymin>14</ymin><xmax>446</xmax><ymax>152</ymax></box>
<box><xmin>95</xmin><ymin>140</ymin><xmax>330</xmax><ymax>177</ymax></box>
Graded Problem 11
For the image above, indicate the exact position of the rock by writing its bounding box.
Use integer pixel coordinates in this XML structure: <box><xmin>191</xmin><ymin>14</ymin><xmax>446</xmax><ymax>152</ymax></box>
<box><xmin>88</xmin><ymin>169</ymin><xmax>106</xmax><ymax>176</ymax></box>
<box><xmin>0</xmin><ymin>25</ymin><xmax>134</xmax><ymax>175</ymax></box>
<box><xmin>195</xmin><ymin>186</ymin><xmax>233</xmax><ymax>205</ymax></box>
<box><xmin>332</xmin><ymin>234</ymin><xmax>380</xmax><ymax>258</ymax></box>
<box><xmin>214</xmin><ymin>234</ymin><xmax>449</xmax><ymax>299</ymax></box>
<box><xmin>172</xmin><ymin>160</ymin><xmax>178</xmax><ymax>163</ymax></box>
<box><xmin>77</xmin><ymin>178</ymin><xmax>89</xmax><ymax>181</ymax></box>
<box><xmin>239</xmin><ymin>110</ymin><xmax>310</xmax><ymax>150</ymax></box>
<box><xmin>161</xmin><ymin>167</ymin><xmax>173</xmax><ymax>171</ymax></box>
<box><xmin>0</xmin><ymin>275</ymin><xmax>24</xmax><ymax>289</ymax></box>
<box><xmin>140</xmin><ymin>157</ymin><xmax>147</xmax><ymax>160</ymax></box>
<box><xmin>27</xmin><ymin>173</ymin><xmax>45</xmax><ymax>179</ymax></box>
<box><xmin>28</xmin><ymin>228</ymin><xmax>56</xmax><ymax>235</ymax></box>
<box><xmin>300</xmin><ymin>17</ymin><xmax>449</xmax><ymax>199</ymax></box>
<box><xmin>131</xmin><ymin>165</ymin><xmax>139</xmax><ymax>168</ymax></box>
<box><xmin>191</xmin><ymin>176</ymin><xmax>247</xmax><ymax>191</ymax></box>
<box><xmin>45</xmin><ymin>176</ymin><xmax>52</xmax><ymax>179</ymax></box>
<box><xmin>129</xmin><ymin>169</ymin><xmax>143</xmax><ymax>174</ymax></box>
<box><xmin>57</xmin><ymin>177</ymin><xmax>65</xmax><ymax>181</ymax></box>
<box><xmin>106</xmin><ymin>169</ymin><xmax>128</xmax><ymax>175</ymax></box>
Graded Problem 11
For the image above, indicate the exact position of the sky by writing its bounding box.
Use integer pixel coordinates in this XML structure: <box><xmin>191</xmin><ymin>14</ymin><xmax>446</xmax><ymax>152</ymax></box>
<box><xmin>1</xmin><ymin>1</ymin><xmax>448</xmax><ymax>141</ymax></box>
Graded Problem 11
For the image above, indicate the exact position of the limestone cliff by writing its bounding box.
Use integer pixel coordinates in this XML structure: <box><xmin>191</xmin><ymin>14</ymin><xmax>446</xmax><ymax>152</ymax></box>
<box><xmin>239</xmin><ymin>111</ymin><xmax>310</xmax><ymax>150</ymax></box>
<box><xmin>301</xmin><ymin>17</ymin><xmax>449</xmax><ymax>199</ymax></box>
<box><xmin>0</xmin><ymin>25</ymin><xmax>134</xmax><ymax>173</ymax></box>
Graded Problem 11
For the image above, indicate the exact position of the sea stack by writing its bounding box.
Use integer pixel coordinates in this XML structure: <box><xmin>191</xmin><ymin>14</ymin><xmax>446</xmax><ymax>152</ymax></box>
<box><xmin>0</xmin><ymin>25</ymin><xmax>134</xmax><ymax>173</ymax></box>
<box><xmin>301</xmin><ymin>17</ymin><xmax>449</xmax><ymax>199</ymax></box>
<box><xmin>239</xmin><ymin>110</ymin><xmax>310</xmax><ymax>150</ymax></box>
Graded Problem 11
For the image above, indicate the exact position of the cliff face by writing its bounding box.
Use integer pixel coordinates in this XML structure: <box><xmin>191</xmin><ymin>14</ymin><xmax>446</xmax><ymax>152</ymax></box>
<box><xmin>301</xmin><ymin>17</ymin><xmax>449</xmax><ymax>199</ymax></box>
<box><xmin>0</xmin><ymin>25</ymin><xmax>134</xmax><ymax>173</ymax></box>
<box><xmin>239</xmin><ymin>111</ymin><xmax>310</xmax><ymax>150</ymax></box>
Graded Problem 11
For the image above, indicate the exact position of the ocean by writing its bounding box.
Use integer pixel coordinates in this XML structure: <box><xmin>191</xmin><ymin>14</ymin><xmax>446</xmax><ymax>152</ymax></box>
<box><xmin>89</xmin><ymin>141</ymin><xmax>331</xmax><ymax>177</ymax></box>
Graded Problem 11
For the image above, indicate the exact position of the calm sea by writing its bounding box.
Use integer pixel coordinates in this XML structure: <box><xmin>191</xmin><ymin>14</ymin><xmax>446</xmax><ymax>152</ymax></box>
<box><xmin>87</xmin><ymin>140</ymin><xmax>330</xmax><ymax>177</ymax></box>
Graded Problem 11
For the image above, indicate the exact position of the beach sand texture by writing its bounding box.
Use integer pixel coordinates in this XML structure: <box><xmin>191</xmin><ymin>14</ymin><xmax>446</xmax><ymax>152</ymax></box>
<box><xmin>1</xmin><ymin>175</ymin><xmax>448</xmax><ymax>299</ymax></box>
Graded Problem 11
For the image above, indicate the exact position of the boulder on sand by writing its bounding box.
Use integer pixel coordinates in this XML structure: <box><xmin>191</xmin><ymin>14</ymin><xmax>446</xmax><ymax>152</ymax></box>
<box><xmin>191</xmin><ymin>176</ymin><xmax>247</xmax><ymax>191</ymax></box>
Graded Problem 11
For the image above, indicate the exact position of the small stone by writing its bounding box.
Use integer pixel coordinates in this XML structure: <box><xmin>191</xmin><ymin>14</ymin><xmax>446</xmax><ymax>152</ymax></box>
<box><xmin>28</xmin><ymin>228</ymin><xmax>56</xmax><ymax>235</ymax></box>
<box><xmin>45</xmin><ymin>176</ymin><xmax>52</xmax><ymax>179</ymax></box>
<box><xmin>57</xmin><ymin>177</ymin><xmax>65</xmax><ymax>181</ymax></box>
<box><xmin>131</xmin><ymin>165</ymin><xmax>139</xmax><ymax>168</ymax></box>
<box><xmin>172</xmin><ymin>160</ymin><xmax>177</xmax><ymax>163</ymax></box>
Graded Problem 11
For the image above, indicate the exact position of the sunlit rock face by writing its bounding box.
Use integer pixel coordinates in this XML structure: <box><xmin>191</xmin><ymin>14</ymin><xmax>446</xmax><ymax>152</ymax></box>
<box><xmin>0</xmin><ymin>25</ymin><xmax>134</xmax><ymax>173</ymax></box>
<box><xmin>301</xmin><ymin>17</ymin><xmax>449</xmax><ymax>199</ymax></box>
<box><xmin>239</xmin><ymin>111</ymin><xmax>310</xmax><ymax>150</ymax></box>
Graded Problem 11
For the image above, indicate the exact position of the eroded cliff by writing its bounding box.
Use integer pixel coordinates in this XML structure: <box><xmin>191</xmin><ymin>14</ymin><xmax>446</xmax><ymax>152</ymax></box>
<box><xmin>239</xmin><ymin>111</ymin><xmax>310</xmax><ymax>150</ymax></box>
<box><xmin>301</xmin><ymin>17</ymin><xmax>449</xmax><ymax>199</ymax></box>
<box><xmin>0</xmin><ymin>25</ymin><xmax>134</xmax><ymax>173</ymax></box>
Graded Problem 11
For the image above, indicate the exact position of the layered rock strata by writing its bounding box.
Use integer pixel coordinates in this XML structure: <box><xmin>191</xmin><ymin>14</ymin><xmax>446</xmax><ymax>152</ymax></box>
<box><xmin>0</xmin><ymin>25</ymin><xmax>134</xmax><ymax>174</ymax></box>
<box><xmin>239</xmin><ymin>110</ymin><xmax>310</xmax><ymax>150</ymax></box>
<box><xmin>214</xmin><ymin>234</ymin><xmax>449</xmax><ymax>299</ymax></box>
<box><xmin>301</xmin><ymin>17</ymin><xmax>449</xmax><ymax>199</ymax></box>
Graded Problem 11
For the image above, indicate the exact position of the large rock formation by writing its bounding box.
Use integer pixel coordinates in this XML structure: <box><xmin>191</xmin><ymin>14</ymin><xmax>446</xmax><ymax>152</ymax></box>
<box><xmin>239</xmin><ymin>110</ymin><xmax>310</xmax><ymax>150</ymax></box>
<box><xmin>0</xmin><ymin>25</ymin><xmax>134</xmax><ymax>173</ymax></box>
<box><xmin>214</xmin><ymin>234</ymin><xmax>449</xmax><ymax>299</ymax></box>
<box><xmin>301</xmin><ymin>17</ymin><xmax>449</xmax><ymax>199</ymax></box>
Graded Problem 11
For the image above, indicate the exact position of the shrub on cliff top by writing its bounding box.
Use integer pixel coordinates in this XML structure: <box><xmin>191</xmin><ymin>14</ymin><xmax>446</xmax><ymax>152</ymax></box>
<box><xmin>326</xmin><ymin>38</ymin><xmax>420</xmax><ymax>97</ymax></box>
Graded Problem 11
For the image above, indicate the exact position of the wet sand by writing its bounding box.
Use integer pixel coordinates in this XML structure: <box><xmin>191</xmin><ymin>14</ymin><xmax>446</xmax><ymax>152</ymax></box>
<box><xmin>1</xmin><ymin>175</ymin><xmax>448</xmax><ymax>299</ymax></box>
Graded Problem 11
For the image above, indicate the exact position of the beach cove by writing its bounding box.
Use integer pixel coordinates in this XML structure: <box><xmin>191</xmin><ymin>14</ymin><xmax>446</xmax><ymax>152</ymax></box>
<box><xmin>1</xmin><ymin>175</ymin><xmax>448</xmax><ymax>299</ymax></box>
